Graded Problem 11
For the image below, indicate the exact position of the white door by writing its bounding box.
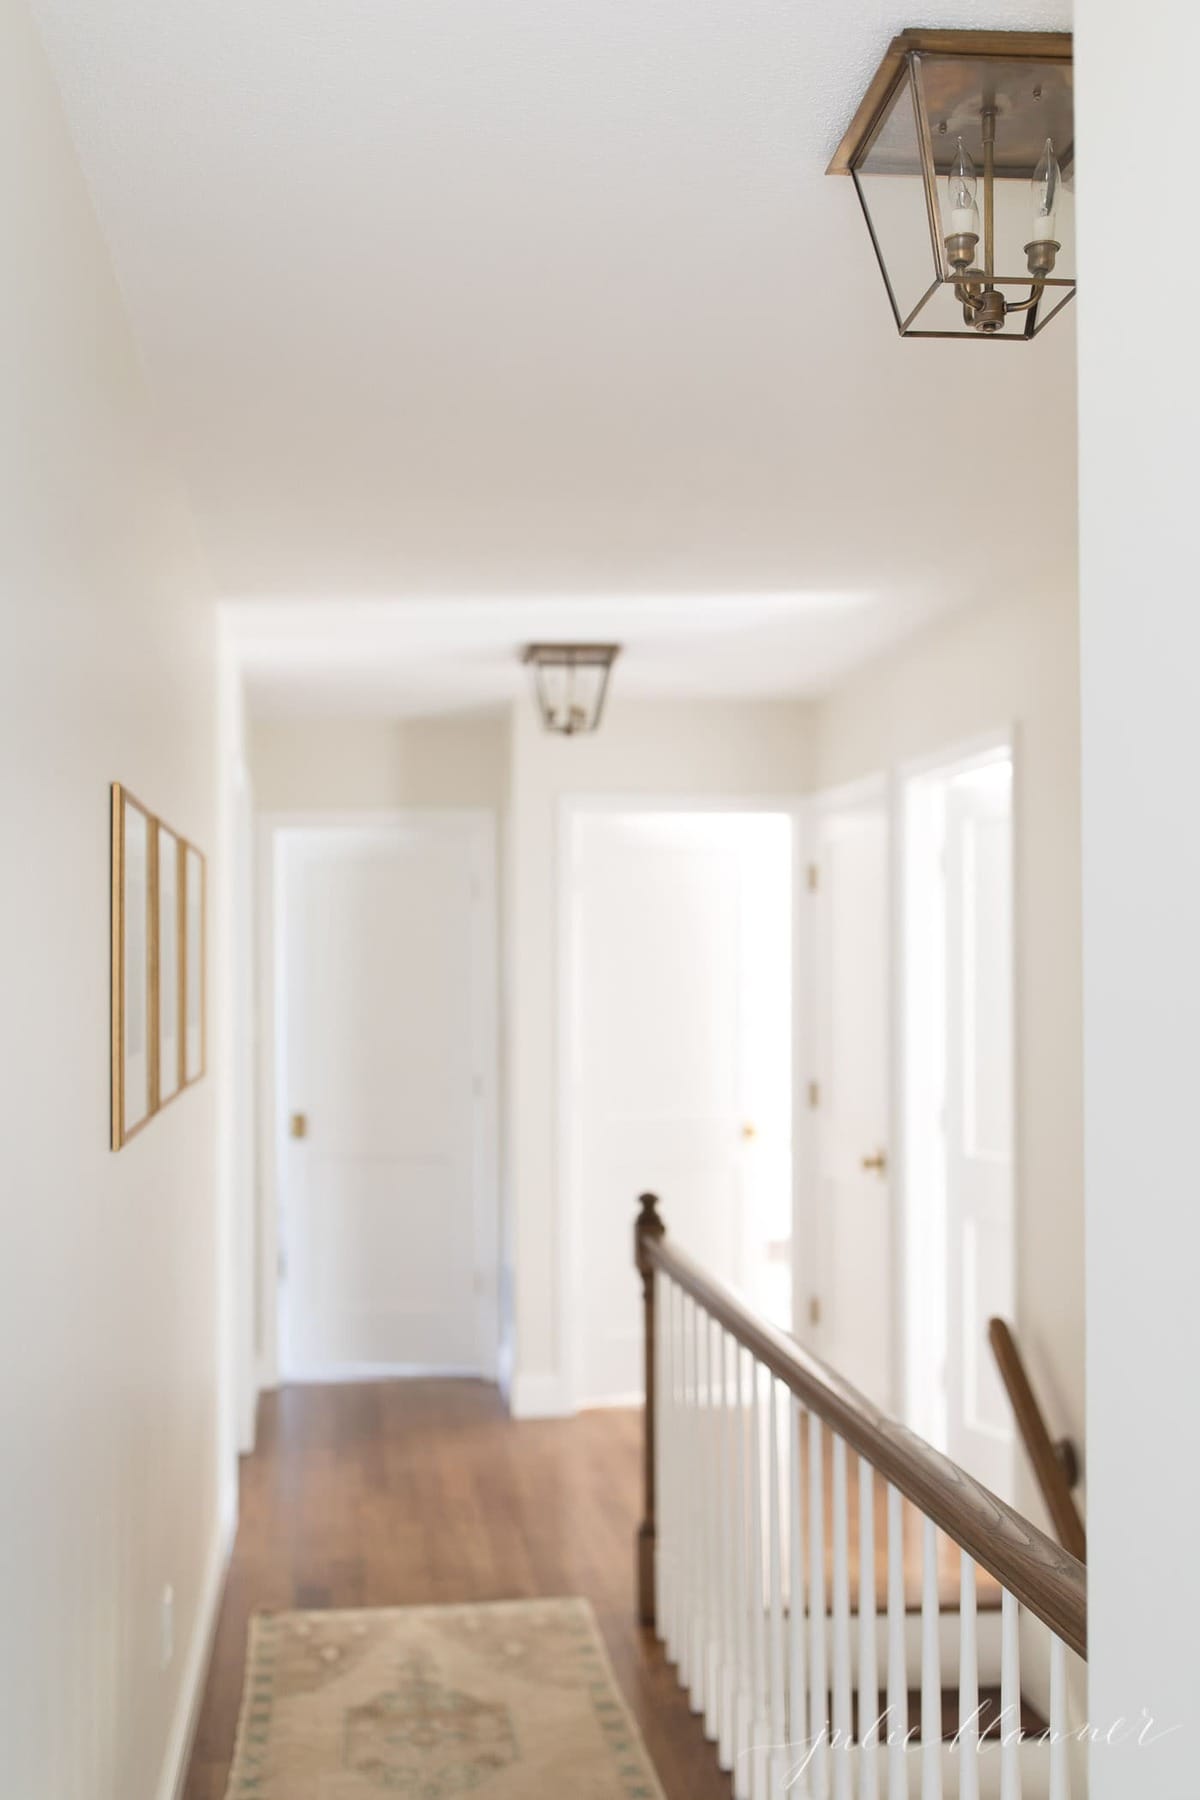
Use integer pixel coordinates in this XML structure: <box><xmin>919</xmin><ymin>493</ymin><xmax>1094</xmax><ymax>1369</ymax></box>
<box><xmin>279</xmin><ymin>820</ymin><xmax>496</xmax><ymax>1379</ymax></box>
<box><xmin>569</xmin><ymin>812</ymin><xmax>794</xmax><ymax>1405</ymax></box>
<box><xmin>809</xmin><ymin>786</ymin><xmax>893</xmax><ymax>1409</ymax></box>
<box><xmin>944</xmin><ymin>763</ymin><xmax>1015</xmax><ymax>1495</ymax></box>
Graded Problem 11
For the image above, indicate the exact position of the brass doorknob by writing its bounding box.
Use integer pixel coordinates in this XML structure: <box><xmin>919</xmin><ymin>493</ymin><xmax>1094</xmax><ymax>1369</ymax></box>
<box><xmin>861</xmin><ymin>1148</ymin><xmax>888</xmax><ymax>1174</ymax></box>
<box><xmin>741</xmin><ymin>1122</ymin><xmax>758</xmax><ymax>1142</ymax></box>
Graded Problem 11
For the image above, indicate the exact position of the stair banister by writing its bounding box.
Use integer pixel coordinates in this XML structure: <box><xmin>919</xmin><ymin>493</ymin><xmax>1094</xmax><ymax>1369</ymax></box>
<box><xmin>988</xmin><ymin>1316</ymin><xmax>1087</xmax><ymax>1564</ymax></box>
<box><xmin>636</xmin><ymin>1194</ymin><xmax>1085</xmax><ymax>1800</ymax></box>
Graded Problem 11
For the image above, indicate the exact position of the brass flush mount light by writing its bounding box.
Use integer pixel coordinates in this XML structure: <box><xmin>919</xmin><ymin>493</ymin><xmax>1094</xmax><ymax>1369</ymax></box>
<box><xmin>522</xmin><ymin>643</ymin><xmax>621</xmax><ymax>735</ymax></box>
<box><xmin>829</xmin><ymin>30</ymin><xmax>1074</xmax><ymax>339</ymax></box>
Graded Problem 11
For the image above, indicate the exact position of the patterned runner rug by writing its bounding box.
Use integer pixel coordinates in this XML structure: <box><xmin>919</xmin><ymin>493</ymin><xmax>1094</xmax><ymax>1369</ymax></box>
<box><xmin>223</xmin><ymin>1597</ymin><xmax>666</xmax><ymax>1798</ymax></box>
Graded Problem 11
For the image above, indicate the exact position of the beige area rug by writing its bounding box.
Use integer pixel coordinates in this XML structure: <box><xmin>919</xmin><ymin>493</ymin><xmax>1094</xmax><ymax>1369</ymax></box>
<box><xmin>223</xmin><ymin>1598</ymin><xmax>667</xmax><ymax>1799</ymax></box>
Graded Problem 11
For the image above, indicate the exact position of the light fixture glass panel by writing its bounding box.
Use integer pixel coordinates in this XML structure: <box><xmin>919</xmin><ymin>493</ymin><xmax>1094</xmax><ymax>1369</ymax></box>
<box><xmin>918</xmin><ymin>53</ymin><xmax>1076</xmax><ymax>285</ymax></box>
<box><xmin>853</xmin><ymin>72</ymin><xmax>939</xmax><ymax>330</ymax></box>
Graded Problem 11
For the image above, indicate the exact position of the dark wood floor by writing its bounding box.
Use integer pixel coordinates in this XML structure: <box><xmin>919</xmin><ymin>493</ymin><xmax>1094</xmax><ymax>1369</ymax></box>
<box><xmin>183</xmin><ymin>1380</ymin><xmax>731</xmax><ymax>1800</ymax></box>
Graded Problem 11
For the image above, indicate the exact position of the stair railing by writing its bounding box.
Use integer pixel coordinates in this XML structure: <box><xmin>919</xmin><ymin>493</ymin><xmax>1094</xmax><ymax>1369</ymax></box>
<box><xmin>987</xmin><ymin>1318</ymin><xmax>1086</xmax><ymax>1564</ymax></box>
<box><xmin>635</xmin><ymin>1193</ymin><xmax>1086</xmax><ymax>1800</ymax></box>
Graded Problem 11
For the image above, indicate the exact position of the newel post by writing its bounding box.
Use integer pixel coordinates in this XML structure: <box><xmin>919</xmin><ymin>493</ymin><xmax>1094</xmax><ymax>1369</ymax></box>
<box><xmin>635</xmin><ymin>1192</ymin><xmax>666</xmax><ymax>1629</ymax></box>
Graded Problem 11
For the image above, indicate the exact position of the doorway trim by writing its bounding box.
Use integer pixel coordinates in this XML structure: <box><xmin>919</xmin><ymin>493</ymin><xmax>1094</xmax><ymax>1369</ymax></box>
<box><xmin>556</xmin><ymin>792</ymin><xmax>806</xmax><ymax>1416</ymax></box>
<box><xmin>255</xmin><ymin>809</ymin><xmax>501</xmax><ymax>1392</ymax></box>
<box><xmin>799</xmin><ymin>772</ymin><xmax>898</xmax><ymax>1409</ymax></box>
<box><xmin>895</xmin><ymin>725</ymin><xmax>1018</xmax><ymax>1456</ymax></box>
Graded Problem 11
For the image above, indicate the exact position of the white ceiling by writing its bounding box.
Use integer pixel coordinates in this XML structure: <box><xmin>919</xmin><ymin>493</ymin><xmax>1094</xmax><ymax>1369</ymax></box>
<box><xmin>228</xmin><ymin>589</ymin><xmax>937</xmax><ymax>717</ymax></box>
<box><xmin>32</xmin><ymin>0</ymin><xmax>1076</xmax><ymax>708</ymax></box>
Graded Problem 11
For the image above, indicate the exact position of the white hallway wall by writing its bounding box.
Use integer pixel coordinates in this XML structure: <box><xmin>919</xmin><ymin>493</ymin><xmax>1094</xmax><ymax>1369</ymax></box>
<box><xmin>1077</xmin><ymin>0</ymin><xmax>1200</xmax><ymax>1787</ymax></box>
<box><xmin>0</xmin><ymin>2</ymin><xmax>220</xmax><ymax>1797</ymax></box>
<box><xmin>812</xmin><ymin>578</ymin><xmax>1084</xmax><ymax>1538</ymax></box>
<box><xmin>250</xmin><ymin>712</ymin><xmax>510</xmax><ymax>815</ymax></box>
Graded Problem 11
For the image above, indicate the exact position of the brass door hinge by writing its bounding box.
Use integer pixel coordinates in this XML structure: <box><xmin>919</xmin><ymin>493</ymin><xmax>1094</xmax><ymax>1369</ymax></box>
<box><xmin>808</xmin><ymin>1295</ymin><xmax>822</xmax><ymax>1327</ymax></box>
<box><xmin>807</xmin><ymin>1079</ymin><xmax>820</xmax><ymax>1109</ymax></box>
<box><xmin>807</xmin><ymin>862</ymin><xmax>820</xmax><ymax>893</ymax></box>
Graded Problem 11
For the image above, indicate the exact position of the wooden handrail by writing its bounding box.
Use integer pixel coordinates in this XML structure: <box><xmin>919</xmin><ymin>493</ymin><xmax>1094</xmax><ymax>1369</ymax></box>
<box><xmin>635</xmin><ymin>1196</ymin><xmax>1087</xmax><ymax>1661</ymax></box>
<box><xmin>988</xmin><ymin>1316</ymin><xmax>1087</xmax><ymax>1564</ymax></box>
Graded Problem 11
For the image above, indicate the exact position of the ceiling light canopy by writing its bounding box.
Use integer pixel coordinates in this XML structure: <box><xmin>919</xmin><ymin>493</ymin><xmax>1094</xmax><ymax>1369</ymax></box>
<box><xmin>829</xmin><ymin>30</ymin><xmax>1074</xmax><ymax>340</ymax></box>
<box><xmin>522</xmin><ymin>643</ymin><xmax>620</xmax><ymax>736</ymax></box>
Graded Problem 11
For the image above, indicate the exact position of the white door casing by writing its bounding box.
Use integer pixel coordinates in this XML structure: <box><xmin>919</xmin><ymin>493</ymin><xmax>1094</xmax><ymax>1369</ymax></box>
<box><xmin>943</xmin><ymin>761</ymin><xmax>1016</xmax><ymax>1496</ymax></box>
<box><xmin>808</xmin><ymin>783</ymin><xmax>893</xmax><ymax>1411</ymax></box>
<box><xmin>278</xmin><ymin>816</ymin><xmax>497</xmax><ymax>1381</ymax></box>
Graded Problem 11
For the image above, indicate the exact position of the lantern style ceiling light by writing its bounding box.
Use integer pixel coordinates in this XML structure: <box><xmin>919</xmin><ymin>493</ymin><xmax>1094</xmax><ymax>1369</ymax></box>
<box><xmin>522</xmin><ymin>643</ymin><xmax>621</xmax><ymax>736</ymax></box>
<box><xmin>829</xmin><ymin>30</ymin><xmax>1074</xmax><ymax>340</ymax></box>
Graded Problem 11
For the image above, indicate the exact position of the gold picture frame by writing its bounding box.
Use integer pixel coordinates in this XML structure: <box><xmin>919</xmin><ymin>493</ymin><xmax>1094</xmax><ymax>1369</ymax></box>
<box><xmin>181</xmin><ymin>839</ymin><xmax>207</xmax><ymax>1087</ymax></box>
<box><xmin>111</xmin><ymin>785</ymin><xmax>208</xmax><ymax>1149</ymax></box>
<box><xmin>157</xmin><ymin>820</ymin><xmax>183</xmax><ymax>1110</ymax></box>
<box><xmin>111</xmin><ymin>783</ymin><xmax>156</xmax><ymax>1148</ymax></box>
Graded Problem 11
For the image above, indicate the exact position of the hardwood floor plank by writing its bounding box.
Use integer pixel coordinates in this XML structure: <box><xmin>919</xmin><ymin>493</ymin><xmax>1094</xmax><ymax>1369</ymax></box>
<box><xmin>183</xmin><ymin>1380</ymin><xmax>733</xmax><ymax>1800</ymax></box>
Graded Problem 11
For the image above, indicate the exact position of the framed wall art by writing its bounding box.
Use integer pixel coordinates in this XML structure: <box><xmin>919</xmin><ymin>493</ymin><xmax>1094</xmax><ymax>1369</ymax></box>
<box><xmin>111</xmin><ymin>786</ymin><xmax>207</xmax><ymax>1148</ymax></box>
<box><xmin>111</xmin><ymin>784</ymin><xmax>155</xmax><ymax>1147</ymax></box>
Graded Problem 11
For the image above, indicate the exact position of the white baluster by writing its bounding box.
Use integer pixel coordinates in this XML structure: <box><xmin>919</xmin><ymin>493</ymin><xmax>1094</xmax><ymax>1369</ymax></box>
<box><xmin>921</xmin><ymin>1517</ymin><xmax>942</xmax><ymax>1800</ymax></box>
<box><xmin>717</xmin><ymin>1325</ymin><xmax>735</xmax><ymax>1771</ymax></box>
<box><xmin>831</xmin><ymin>1435</ymin><xmax>853</xmax><ymax>1800</ymax></box>
<box><xmin>703</xmin><ymin>1314</ymin><xmax>720</xmax><ymax>1741</ymax></box>
<box><xmin>886</xmin><ymin>1486</ymin><xmax>909</xmax><ymax>1800</ymax></box>
<box><xmin>808</xmin><ymin>1415</ymin><xmax>829</xmax><ymax>1800</ymax></box>
<box><xmin>858</xmin><ymin>1459</ymin><xmax>879</xmax><ymax>1800</ymax></box>
<box><xmin>664</xmin><ymin>1279</ymin><xmax>680</xmax><ymax>1666</ymax></box>
<box><xmin>768</xmin><ymin>1379</ymin><xmax>787</xmax><ymax>1798</ymax></box>
<box><xmin>732</xmin><ymin>1344</ymin><xmax>753</xmax><ymax>1800</ymax></box>
<box><xmin>655</xmin><ymin>1272</ymin><xmax>668</xmax><ymax>1642</ymax></box>
<box><xmin>747</xmin><ymin>1361</ymin><xmax>770</xmax><ymax>1798</ymax></box>
<box><xmin>1048</xmin><ymin>1634</ymin><xmax>1070</xmax><ymax>1800</ymax></box>
<box><xmin>958</xmin><ymin>1555</ymin><xmax>979</xmax><ymax>1800</ymax></box>
<box><xmin>674</xmin><ymin>1280</ymin><xmax>688</xmax><ymax>1671</ymax></box>
<box><xmin>679</xmin><ymin>1293</ymin><xmax>694</xmax><ymax>1696</ymax></box>
<box><xmin>1000</xmin><ymin>1591</ymin><xmax>1021</xmax><ymax>1800</ymax></box>
<box><xmin>690</xmin><ymin>1299</ymin><xmax>707</xmax><ymax>1716</ymax></box>
<box><xmin>788</xmin><ymin>1400</ymin><xmax>808</xmax><ymax>1791</ymax></box>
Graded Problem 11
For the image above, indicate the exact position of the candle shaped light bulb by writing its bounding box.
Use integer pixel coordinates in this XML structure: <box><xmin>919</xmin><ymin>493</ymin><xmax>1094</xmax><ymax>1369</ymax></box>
<box><xmin>946</xmin><ymin>136</ymin><xmax>980</xmax><ymax>240</ymax></box>
<box><xmin>1030</xmin><ymin>136</ymin><xmax>1061</xmax><ymax>243</ymax></box>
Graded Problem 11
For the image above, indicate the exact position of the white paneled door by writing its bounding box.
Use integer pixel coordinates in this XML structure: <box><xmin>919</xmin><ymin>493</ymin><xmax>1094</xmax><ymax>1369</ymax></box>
<box><xmin>279</xmin><ymin>819</ymin><xmax>496</xmax><ymax>1380</ymax></box>
<box><xmin>809</xmin><ymin>785</ymin><xmax>893</xmax><ymax>1410</ymax></box>
<box><xmin>568</xmin><ymin>811</ymin><xmax>795</xmax><ymax>1406</ymax></box>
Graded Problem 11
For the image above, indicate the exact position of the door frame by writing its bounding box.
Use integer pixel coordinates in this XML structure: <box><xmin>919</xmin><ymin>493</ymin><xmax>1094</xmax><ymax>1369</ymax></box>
<box><xmin>896</xmin><ymin>726</ymin><xmax>1018</xmax><ymax>1456</ymax></box>
<box><xmin>803</xmin><ymin>735</ymin><xmax>1019</xmax><ymax>1437</ymax></box>
<box><xmin>798</xmin><ymin>773</ymin><xmax>899</xmax><ymax>1409</ymax></box>
<box><xmin>556</xmin><ymin>793</ymin><xmax>806</xmax><ymax>1415</ymax></box>
<box><xmin>256</xmin><ymin>809</ymin><xmax>501</xmax><ymax>1389</ymax></box>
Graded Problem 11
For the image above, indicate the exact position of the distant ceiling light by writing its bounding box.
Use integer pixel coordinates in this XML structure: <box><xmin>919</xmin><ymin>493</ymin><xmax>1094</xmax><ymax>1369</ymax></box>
<box><xmin>829</xmin><ymin>30</ymin><xmax>1074</xmax><ymax>339</ymax></box>
<box><xmin>521</xmin><ymin>643</ymin><xmax>620</xmax><ymax>736</ymax></box>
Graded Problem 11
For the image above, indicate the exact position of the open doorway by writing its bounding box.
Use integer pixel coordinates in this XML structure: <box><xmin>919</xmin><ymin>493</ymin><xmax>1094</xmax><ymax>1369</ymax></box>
<box><xmin>902</xmin><ymin>741</ymin><xmax>1016</xmax><ymax>1499</ymax></box>
<box><xmin>562</xmin><ymin>806</ymin><xmax>796</xmax><ymax>1407</ymax></box>
<box><xmin>268</xmin><ymin>814</ymin><xmax>500</xmax><ymax>1383</ymax></box>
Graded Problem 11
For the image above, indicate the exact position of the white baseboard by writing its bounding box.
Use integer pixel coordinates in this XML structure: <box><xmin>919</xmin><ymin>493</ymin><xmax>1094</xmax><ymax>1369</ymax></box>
<box><xmin>156</xmin><ymin>1515</ymin><xmax>234</xmax><ymax>1800</ymax></box>
<box><xmin>281</xmin><ymin>1361</ymin><xmax>486</xmax><ymax>1384</ymax></box>
<box><xmin>509</xmin><ymin>1370</ymin><xmax>573</xmax><ymax>1419</ymax></box>
<box><xmin>578</xmin><ymin>1389</ymin><xmax>644</xmax><ymax>1411</ymax></box>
